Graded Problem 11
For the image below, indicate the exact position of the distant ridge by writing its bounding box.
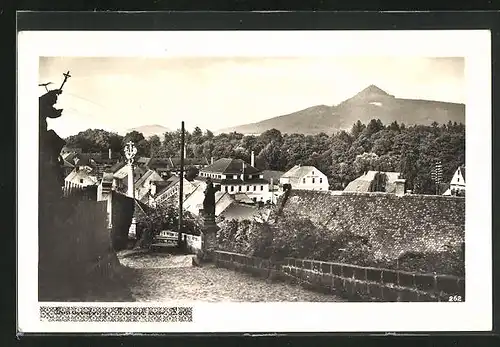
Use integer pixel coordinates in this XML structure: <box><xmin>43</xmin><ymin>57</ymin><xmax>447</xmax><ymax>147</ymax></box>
<box><xmin>124</xmin><ymin>124</ymin><xmax>170</xmax><ymax>138</ymax></box>
<box><xmin>217</xmin><ymin>85</ymin><xmax>465</xmax><ymax>135</ymax></box>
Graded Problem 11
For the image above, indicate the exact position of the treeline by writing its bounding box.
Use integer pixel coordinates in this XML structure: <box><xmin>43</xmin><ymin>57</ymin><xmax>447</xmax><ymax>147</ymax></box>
<box><xmin>65</xmin><ymin>119</ymin><xmax>465</xmax><ymax>194</ymax></box>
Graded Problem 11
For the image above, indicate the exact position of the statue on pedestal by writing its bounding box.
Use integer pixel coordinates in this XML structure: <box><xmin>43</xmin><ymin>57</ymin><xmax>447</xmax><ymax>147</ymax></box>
<box><xmin>193</xmin><ymin>178</ymin><xmax>220</xmax><ymax>265</ymax></box>
<box><xmin>202</xmin><ymin>178</ymin><xmax>217</xmax><ymax>217</ymax></box>
<box><xmin>39</xmin><ymin>71</ymin><xmax>71</xmax><ymax>197</ymax></box>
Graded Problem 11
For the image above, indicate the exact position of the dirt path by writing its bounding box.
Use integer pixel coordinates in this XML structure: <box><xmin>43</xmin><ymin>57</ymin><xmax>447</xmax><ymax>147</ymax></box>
<box><xmin>118</xmin><ymin>252</ymin><xmax>344</xmax><ymax>303</ymax></box>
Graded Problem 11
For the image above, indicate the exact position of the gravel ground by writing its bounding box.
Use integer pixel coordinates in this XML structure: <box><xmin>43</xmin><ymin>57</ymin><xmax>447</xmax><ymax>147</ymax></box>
<box><xmin>118</xmin><ymin>251</ymin><xmax>344</xmax><ymax>303</ymax></box>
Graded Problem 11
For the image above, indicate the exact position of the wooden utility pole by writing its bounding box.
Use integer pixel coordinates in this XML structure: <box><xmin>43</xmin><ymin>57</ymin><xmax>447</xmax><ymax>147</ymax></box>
<box><xmin>178</xmin><ymin>121</ymin><xmax>185</xmax><ymax>247</ymax></box>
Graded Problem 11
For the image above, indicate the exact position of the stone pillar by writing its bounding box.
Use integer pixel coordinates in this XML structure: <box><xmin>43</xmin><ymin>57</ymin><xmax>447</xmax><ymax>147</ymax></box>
<box><xmin>394</xmin><ymin>178</ymin><xmax>406</xmax><ymax>196</ymax></box>
<box><xmin>124</xmin><ymin>141</ymin><xmax>137</xmax><ymax>199</ymax></box>
<box><xmin>127</xmin><ymin>164</ymin><xmax>134</xmax><ymax>198</ymax></box>
<box><xmin>197</xmin><ymin>209</ymin><xmax>218</xmax><ymax>263</ymax></box>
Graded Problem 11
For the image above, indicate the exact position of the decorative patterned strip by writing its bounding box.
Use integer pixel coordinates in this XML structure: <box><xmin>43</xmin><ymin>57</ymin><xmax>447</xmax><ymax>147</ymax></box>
<box><xmin>39</xmin><ymin>306</ymin><xmax>193</xmax><ymax>322</ymax></box>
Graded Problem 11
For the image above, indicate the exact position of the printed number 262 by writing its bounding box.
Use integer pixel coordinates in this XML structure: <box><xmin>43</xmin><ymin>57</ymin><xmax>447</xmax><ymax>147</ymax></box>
<box><xmin>449</xmin><ymin>295</ymin><xmax>462</xmax><ymax>302</ymax></box>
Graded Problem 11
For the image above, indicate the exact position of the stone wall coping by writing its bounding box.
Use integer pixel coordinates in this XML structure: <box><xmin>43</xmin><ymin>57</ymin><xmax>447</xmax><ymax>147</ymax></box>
<box><xmin>214</xmin><ymin>251</ymin><xmax>463</xmax><ymax>280</ymax></box>
<box><xmin>215</xmin><ymin>250</ymin><xmax>262</xmax><ymax>258</ymax></box>
<box><xmin>283</xmin><ymin>190</ymin><xmax>465</xmax><ymax>200</ymax></box>
<box><xmin>283</xmin><ymin>257</ymin><xmax>464</xmax><ymax>280</ymax></box>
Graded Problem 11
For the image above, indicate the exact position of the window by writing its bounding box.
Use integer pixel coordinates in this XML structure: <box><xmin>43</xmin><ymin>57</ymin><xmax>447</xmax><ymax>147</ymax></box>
<box><xmin>249</xmin><ymin>175</ymin><xmax>252</xmax><ymax>179</ymax></box>
<box><xmin>247</xmin><ymin>186</ymin><xmax>250</xmax><ymax>191</ymax></box>
<box><xmin>80</xmin><ymin>179</ymin><xmax>84</xmax><ymax>183</ymax></box>
<box><xmin>312</xmin><ymin>178</ymin><xmax>315</xmax><ymax>184</ymax></box>
<box><xmin>302</xmin><ymin>178</ymin><xmax>306</xmax><ymax>184</ymax></box>
<box><xmin>230</xmin><ymin>186</ymin><xmax>234</xmax><ymax>192</ymax></box>
<box><xmin>320</xmin><ymin>178</ymin><xmax>323</xmax><ymax>184</ymax></box>
<box><xmin>457</xmin><ymin>177</ymin><xmax>460</xmax><ymax>182</ymax></box>
<box><xmin>260</xmin><ymin>185</ymin><xmax>264</xmax><ymax>191</ymax></box>
<box><xmin>238</xmin><ymin>186</ymin><xmax>242</xmax><ymax>192</ymax></box>
<box><xmin>312</xmin><ymin>171</ymin><xmax>315</xmax><ymax>175</ymax></box>
<box><xmin>253</xmin><ymin>186</ymin><xmax>257</xmax><ymax>191</ymax></box>
<box><xmin>234</xmin><ymin>175</ymin><xmax>238</xmax><ymax>179</ymax></box>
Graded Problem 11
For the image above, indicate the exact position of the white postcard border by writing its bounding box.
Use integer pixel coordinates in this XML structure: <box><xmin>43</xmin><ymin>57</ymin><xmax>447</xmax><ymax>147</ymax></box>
<box><xmin>17</xmin><ymin>30</ymin><xmax>492</xmax><ymax>333</ymax></box>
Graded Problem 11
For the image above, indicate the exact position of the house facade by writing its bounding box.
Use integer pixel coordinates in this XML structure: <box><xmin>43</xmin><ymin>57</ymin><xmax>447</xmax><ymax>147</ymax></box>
<box><xmin>197</xmin><ymin>157</ymin><xmax>271</xmax><ymax>202</ymax></box>
<box><xmin>443</xmin><ymin>166</ymin><xmax>465</xmax><ymax>196</ymax></box>
<box><xmin>153</xmin><ymin>176</ymin><xmax>202</xmax><ymax>205</ymax></box>
<box><xmin>279</xmin><ymin>165</ymin><xmax>329</xmax><ymax>191</ymax></box>
<box><xmin>134</xmin><ymin>169</ymin><xmax>165</xmax><ymax>202</ymax></box>
<box><xmin>64</xmin><ymin>167</ymin><xmax>98</xmax><ymax>190</ymax></box>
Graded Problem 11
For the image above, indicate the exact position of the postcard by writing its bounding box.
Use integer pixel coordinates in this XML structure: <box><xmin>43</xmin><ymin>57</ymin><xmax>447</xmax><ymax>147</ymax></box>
<box><xmin>17</xmin><ymin>29</ymin><xmax>491</xmax><ymax>333</ymax></box>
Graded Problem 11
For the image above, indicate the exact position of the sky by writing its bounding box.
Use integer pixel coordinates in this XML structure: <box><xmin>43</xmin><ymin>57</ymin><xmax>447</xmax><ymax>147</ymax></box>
<box><xmin>39</xmin><ymin>56</ymin><xmax>465</xmax><ymax>138</ymax></box>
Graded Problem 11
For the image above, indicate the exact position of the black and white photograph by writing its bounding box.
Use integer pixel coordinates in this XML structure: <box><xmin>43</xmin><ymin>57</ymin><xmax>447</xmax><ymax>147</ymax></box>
<box><xmin>17</xmin><ymin>29</ymin><xmax>491</xmax><ymax>333</ymax></box>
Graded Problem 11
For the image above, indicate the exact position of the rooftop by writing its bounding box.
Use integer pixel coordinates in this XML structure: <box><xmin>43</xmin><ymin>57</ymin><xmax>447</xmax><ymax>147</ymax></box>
<box><xmin>201</xmin><ymin>158</ymin><xmax>260</xmax><ymax>175</ymax></box>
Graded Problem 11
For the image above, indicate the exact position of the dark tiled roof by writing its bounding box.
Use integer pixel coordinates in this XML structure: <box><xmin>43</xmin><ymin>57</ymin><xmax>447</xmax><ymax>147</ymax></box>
<box><xmin>261</xmin><ymin>170</ymin><xmax>285</xmax><ymax>182</ymax></box>
<box><xmin>134</xmin><ymin>170</ymin><xmax>155</xmax><ymax>187</ymax></box>
<box><xmin>219</xmin><ymin>202</ymin><xmax>260</xmax><ymax>221</ymax></box>
<box><xmin>136</xmin><ymin>157</ymin><xmax>151</xmax><ymax>164</ymax></box>
<box><xmin>155</xmin><ymin>176</ymin><xmax>181</xmax><ymax>197</ymax></box>
<box><xmin>170</xmin><ymin>157</ymin><xmax>209</xmax><ymax>166</ymax></box>
<box><xmin>110</xmin><ymin>161</ymin><xmax>126</xmax><ymax>173</ymax></box>
<box><xmin>201</xmin><ymin>158</ymin><xmax>260</xmax><ymax>175</ymax></box>
<box><xmin>146</xmin><ymin>158</ymin><xmax>172</xmax><ymax>169</ymax></box>
<box><xmin>195</xmin><ymin>176</ymin><xmax>268</xmax><ymax>185</ymax></box>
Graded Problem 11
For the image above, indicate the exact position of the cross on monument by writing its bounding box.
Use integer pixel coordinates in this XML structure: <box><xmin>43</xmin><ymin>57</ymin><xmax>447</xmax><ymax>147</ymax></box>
<box><xmin>38</xmin><ymin>82</ymin><xmax>53</xmax><ymax>92</ymax></box>
<box><xmin>124</xmin><ymin>141</ymin><xmax>138</xmax><ymax>164</ymax></box>
<box><xmin>59</xmin><ymin>71</ymin><xmax>71</xmax><ymax>91</ymax></box>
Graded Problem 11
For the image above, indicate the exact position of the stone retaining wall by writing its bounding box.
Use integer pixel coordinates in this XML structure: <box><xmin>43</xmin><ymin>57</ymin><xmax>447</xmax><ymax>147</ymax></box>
<box><xmin>213</xmin><ymin>251</ymin><xmax>465</xmax><ymax>302</ymax></box>
<box><xmin>276</xmin><ymin>191</ymin><xmax>465</xmax><ymax>260</ymax></box>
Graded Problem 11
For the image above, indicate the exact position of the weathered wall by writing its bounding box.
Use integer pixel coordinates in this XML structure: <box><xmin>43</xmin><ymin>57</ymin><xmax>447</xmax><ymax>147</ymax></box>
<box><xmin>277</xmin><ymin>191</ymin><xmax>465</xmax><ymax>260</ymax></box>
<box><xmin>213</xmin><ymin>251</ymin><xmax>465</xmax><ymax>302</ymax></box>
<box><xmin>39</xmin><ymin>199</ymin><xmax>131</xmax><ymax>301</ymax></box>
<box><xmin>111</xmin><ymin>191</ymin><xmax>135</xmax><ymax>251</ymax></box>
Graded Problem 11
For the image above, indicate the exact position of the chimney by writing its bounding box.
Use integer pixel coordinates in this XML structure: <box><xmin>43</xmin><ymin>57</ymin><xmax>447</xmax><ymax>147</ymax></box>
<box><xmin>241</xmin><ymin>161</ymin><xmax>245</xmax><ymax>181</ymax></box>
<box><xmin>251</xmin><ymin>151</ymin><xmax>255</xmax><ymax>167</ymax></box>
<box><xmin>211</xmin><ymin>157</ymin><xmax>214</xmax><ymax>165</ymax></box>
<box><xmin>394</xmin><ymin>179</ymin><xmax>406</xmax><ymax>196</ymax></box>
<box><xmin>109</xmin><ymin>148</ymin><xmax>112</xmax><ymax>160</ymax></box>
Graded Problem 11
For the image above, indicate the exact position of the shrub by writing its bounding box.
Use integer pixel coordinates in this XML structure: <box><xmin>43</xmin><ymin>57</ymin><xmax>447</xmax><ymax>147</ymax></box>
<box><xmin>216</xmin><ymin>215</ymin><xmax>463</xmax><ymax>276</ymax></box>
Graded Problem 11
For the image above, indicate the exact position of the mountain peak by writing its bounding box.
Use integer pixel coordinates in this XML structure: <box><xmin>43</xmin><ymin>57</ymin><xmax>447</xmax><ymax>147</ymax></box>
<box><xmin>356</xmin><ymin>84</ymin><xmax>390</xmax><ymax>98</ymax></box>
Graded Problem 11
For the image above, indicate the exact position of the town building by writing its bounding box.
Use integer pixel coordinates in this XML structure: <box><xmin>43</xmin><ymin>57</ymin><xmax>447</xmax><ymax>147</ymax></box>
<box><xmin>443</xmin><ymin>166</ymin><xmax>465</xmax><ymax>196</ymax></box>
<box><xmin>153</xmin><ymin>176</ymin><xmax>203</xmax><ymax>206</ymax></box>
<box><xmin>280</xmin><ymin>165</ymin><xmax>329</xmax><ymax>191</ymax></box>
<box><xmin>133</xmin><ymin>169</ymin><xmax>165</xmax><ymax>202</ymax></box>
<box><xmin>261</xmin><ymin>170</ymin><xmax>285</xmax><ymax>204</ymax></box>
<box><xmin>197</xmin><ymin>154</ymin><xmax>271</xmax><ymax>202</ymax></box>
<box><xmin>64</xmin><ymin>167</ymin><xmax>98</xmax><ymax>190</ymax></box>
<box><xmin>182</xmin><ymin>182</ymin><xmax>235</xmax><ymax>217</ymax></box>
<box><xmin>344</xmin><ymin>171</ymin><xmax>405</xmax><ymax>194</ymax></box>
<box><xmin>112</xmin><ymin>163</ymin><xmax>148</xmax><ymax>194</ymax></box>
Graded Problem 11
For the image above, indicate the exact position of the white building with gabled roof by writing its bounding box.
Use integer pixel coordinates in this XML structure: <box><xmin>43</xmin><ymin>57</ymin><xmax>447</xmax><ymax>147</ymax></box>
<box><xmin>279</xmin><ymin>165</ymin><xmax>329</xmax><ymax>191</ymax></box>
<box><xmin>197</xmin><ymin>153</ymin><xmax>271</xmax><ymax>203</ymax></box>
<box><xmin>443</xmin><ymin>166</ymin><xmax>465</xmax><ymax>196</ymax></box>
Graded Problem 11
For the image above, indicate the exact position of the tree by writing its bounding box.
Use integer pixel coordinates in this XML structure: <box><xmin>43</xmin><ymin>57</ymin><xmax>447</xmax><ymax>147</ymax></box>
<box><xmin>123</xmin><ymin>130</ymin><xmax>145</xmax><ymax>146</ymax></box>
<box><xmin>148</xmin><ymin>135</ymin><xmax>161</xmax><ymax>157</ymax></box>
<box><xmin>257</xmin><ymin>140</ymin><xmax>284</xmax><ymax>170</ymax></box>
<box><xmin>185</xmin><ymin>166</ymin><xmax>199</xmax><ymax>181</ymax></box>
<box><xmin>205</xmin><ymin>129</ymin><xmax>214</xmax><ymax>140</ymax></box>
<box><xmin>65</xmin><ymin>129</ymin><xmax>124</xmax><ymax>153</ymax></box>
<box><xmin>259</xmin><ymin>128</ymin><xmax>283</xmax><ymax>144</ymax></box>
<box><xmin>353</xmin><ymin>152</ymin><xmax>379</xmax><ymax>175</ymax></box>
<box><xmin>134</xmin><ymin>198</ymin><xmax>202</xmax><ymax>249</ymax></box>
<box><xmin>350</xmin><ymin>120</ymin><xmax>366</xmax><ymax>139</ymax></box>
<box><xmin>191</xmin><ymin>126</ymin><xmax>204</xmax><ymax>144</ymax></box>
